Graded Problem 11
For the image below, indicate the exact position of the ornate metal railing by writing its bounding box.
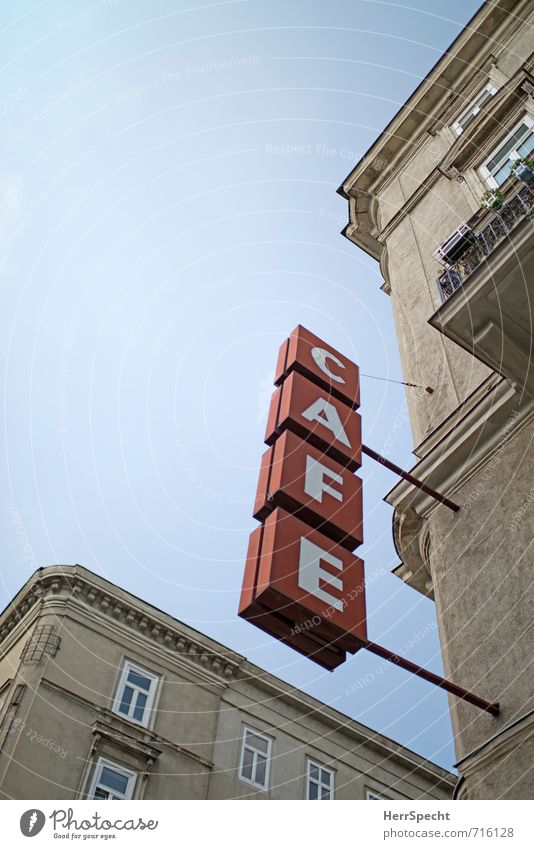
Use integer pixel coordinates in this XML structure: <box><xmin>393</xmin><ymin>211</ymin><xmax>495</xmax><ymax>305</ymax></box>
<box><xmin>436</xmin><ymin>184</ymin><xmax>534</xmax><ymax>302</ymax></box>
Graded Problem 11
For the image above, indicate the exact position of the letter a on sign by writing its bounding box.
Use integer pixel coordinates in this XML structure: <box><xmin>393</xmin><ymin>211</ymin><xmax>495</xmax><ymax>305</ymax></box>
<box><xmin>301</xmin><ymin>397</ymin><xmax>351</xmax><ymax>447</ymax></box>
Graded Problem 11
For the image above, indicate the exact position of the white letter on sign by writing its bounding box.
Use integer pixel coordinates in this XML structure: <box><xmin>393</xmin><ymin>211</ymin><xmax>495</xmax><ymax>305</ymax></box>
<box><xmin>298</xmin><ymin>538</ymin><xmax>344</xmax><ymax>611</ymax></box>
<box><xmin>311</xmin><ymin>347</ymin><xmax>346</xmax><ymax>384</ymax></box>
<box><xmin>304</xmin><ymin>455</ymin><xmax>343</xmax><ymax>504</ymax></box>
<box><xmin>301</xmin><ymin>398</ymin><xmax>351</xmax><ymax>447</ymax></box>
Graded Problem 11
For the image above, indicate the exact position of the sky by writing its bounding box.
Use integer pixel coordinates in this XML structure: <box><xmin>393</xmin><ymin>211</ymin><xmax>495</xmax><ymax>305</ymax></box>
<box><xmin>0</xmin><ymin>0</ymin><xmax>483</xmax><ymax>772</ymax></box>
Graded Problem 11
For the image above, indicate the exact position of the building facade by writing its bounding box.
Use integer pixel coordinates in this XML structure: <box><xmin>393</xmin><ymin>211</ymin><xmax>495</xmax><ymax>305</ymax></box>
<box><xmin>339</xmin><ymin>0</ymin><xmax>534</xmax><ymax>799</ymax></box>
<box><xmin>0</xmin><ymin>565</ymin><xmax>453</xmax><ymax>800</ymax></box>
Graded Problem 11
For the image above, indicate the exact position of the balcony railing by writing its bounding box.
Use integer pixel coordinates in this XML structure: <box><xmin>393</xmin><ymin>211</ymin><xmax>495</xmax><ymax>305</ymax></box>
<box><xmin>436</xmin><ymin>184</ymin><xmax>534</xmax><ymax>302</ymax></box>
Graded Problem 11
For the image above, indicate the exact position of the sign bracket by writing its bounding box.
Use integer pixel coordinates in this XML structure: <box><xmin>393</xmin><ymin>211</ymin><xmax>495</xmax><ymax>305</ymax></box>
<box><xmin>362</xmin><ymin>444</ymin><xmax>459</xmax><ymax>512</ymax></box>
<box><xmin>362</xmin><ymin>639</ymin><xmax>499</xmax><ymax>715</ymax></box>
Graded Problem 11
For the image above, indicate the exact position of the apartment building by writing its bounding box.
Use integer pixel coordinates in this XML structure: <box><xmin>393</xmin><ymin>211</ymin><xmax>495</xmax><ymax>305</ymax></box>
<box><xmin>0</xmin><ymin>564</ymin><xmax>453</xmax><ymax>800</ymax></box>
<box><xmin>339</xmin><ymin>0</ymin><xmax>534</xmax><ymax>799</ymax></box>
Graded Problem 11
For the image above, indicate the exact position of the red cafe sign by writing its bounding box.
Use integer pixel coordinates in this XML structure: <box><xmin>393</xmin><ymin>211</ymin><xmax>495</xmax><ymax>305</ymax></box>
<box><xmin>239</xmin><ymin>326</ymin><xmax>366</xmax><ymax>670</ymax></box>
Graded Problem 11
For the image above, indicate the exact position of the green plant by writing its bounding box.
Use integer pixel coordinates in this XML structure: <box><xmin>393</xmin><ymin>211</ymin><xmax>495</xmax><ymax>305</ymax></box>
<box><xmin>480</xmin><ymin>188</ymin><xmax>504</xmax><ymax>210</ymax></box>
<box><xmin>511</xmin><ymin>156</ymin><xmax>534</xmax><ymax>172</ymax></box>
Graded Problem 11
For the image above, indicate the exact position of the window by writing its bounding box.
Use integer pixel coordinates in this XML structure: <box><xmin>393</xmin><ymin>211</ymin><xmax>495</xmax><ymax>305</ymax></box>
<box><xmin>366</xmin><ymin>789</ymin><xmax>388</xmax><ymax>800</ymax></box>
<box><xmin>307</xmin><ymin>760</ymin><xmax>334</xmax><ymax>800</ymax></box>
<box><xmin>452</xmin><ymin>83</ymin><xmax>497</xmax><ymax>136</ymax></box>
<box><xmin>479</xmin><ymin>116</ymin><xmax>534</xmax><ymax>187</ymax></box>
<box><xmin>0</xmin><ymin>680</ymin><xmax>11</xmax><ymax>715</ymax></box>
<box><xmin>112</xmin><ymin>661</ymin><xmax>158</xmax><ymax>727</ymax></box>
<box><xmin>88</xmin><ymin>757</ymin><xmax>136</xmax><ymax>800</ymax></box>
<box><xmin>239</xmin><ymin>727</ymin><xmax>272</xmax><ymax>789</ymax></box>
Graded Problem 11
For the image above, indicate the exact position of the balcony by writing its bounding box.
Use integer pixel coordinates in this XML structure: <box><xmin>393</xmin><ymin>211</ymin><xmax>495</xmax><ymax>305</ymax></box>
<box><xmin>436</xmin><ymin>185</ymin><xmax>534</xmax><ymax>301</ymax></box>
<box><xmin>430</xmin><ymin>184</ymin><xmax>534</xmax><ymax>396</ymax></box>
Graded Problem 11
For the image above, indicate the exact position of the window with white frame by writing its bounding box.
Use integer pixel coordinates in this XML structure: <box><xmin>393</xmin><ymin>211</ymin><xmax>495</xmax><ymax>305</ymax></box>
<box><xmin>366</xmin><ymin>789</ymin><xmax>388</xmax><ymax>800</ymax></box>
<box><xmin>307</xmin><ymin>760</ymin><xmax>334</xmax><ymax>800</ymax></box>
<box><xmin>452</xmin><ymin>82</ymin><xmax>497</xmax><ymax>136</ymax></box>
<box><xmin>112</xmin><ymin>660</ymin><xmax>159</xmax><ymax>727</ymax></box>
<box><xmin>88</xmin><ymin>757</ymin><xmax>136</xmax><ymax>800</ymax></box>
<box><xmin>479</xmin><ymin>115</ymin><xmax>534</xmax><ymax>187</ymax></box>
<box><xmin>239</xmin><ymin>727</ymin><xmax>272</xmax><ymax>789</ymax></box>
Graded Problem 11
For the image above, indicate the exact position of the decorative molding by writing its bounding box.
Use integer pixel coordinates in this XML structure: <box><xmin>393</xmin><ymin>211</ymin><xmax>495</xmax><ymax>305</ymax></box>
<box><xmin>385</xmin><ymin>377</ymin><xmax>534</xmax><ymax>519</ymax></box>
<box><xmin>0</xmin><ymin>570</ymin><xmax>241</xmax><ymax>685</ymax></box>
<box><xmin>391</xmin><ymin>509</ymin><xmax>434</xmax><ymax>599</ymax></box>
<box><xmin>456</xmin><ymin>710</ymin><xmax>534</xmax><ymax>791</ymax></box>
<box><xmin>0</xmin><ymin>585</ymin><xmax>44</xmax><ymax>648</ymax></box>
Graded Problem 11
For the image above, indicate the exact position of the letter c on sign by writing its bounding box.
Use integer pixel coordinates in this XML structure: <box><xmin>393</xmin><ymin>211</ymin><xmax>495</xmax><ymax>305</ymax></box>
<box><xmin>311</xmin><ymin>347</ymin><xmax>346</xmax><ymax>384</ymax></box>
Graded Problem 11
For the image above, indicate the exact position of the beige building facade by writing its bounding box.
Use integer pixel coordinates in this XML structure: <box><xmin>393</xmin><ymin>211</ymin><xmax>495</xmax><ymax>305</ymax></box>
<box><xmin>340</xmin><ymin>0</ymin><xmax>534</xmax><ymax>799</ymax></box>
<box><xmin>0</xmin><ymin>564</ymin><xmax>453</xmax><ymax>801</ymax></box>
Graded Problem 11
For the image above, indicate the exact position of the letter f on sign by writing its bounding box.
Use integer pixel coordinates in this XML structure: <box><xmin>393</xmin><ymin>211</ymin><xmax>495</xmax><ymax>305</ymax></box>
<box><xmin>298</xmin><ymin>538</ymin><xmax>344</xmax><ymax>611</ymax></box>
<box><xmin>304</xmin><ymin>455</ymin><xmax>343</xmax><ymax>504</ymax></box>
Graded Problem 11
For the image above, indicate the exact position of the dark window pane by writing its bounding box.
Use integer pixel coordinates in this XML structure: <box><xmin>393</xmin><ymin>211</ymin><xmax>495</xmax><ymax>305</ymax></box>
<box><xmin>309</xmin><ymin>764</ymin><xmax>319</xmax><ymax>780</ymax></box>
<box><xmin>245</xmin><ymin>731</ymin><xmax>268</xmax><ymax>754</ymax></box>
<box><xmin>255</xmin><ymin>755</ymin><xmax>266</xmax><ymax>786</ymax></box>
<box><xmin>309</xmin><ymin>781</ymin><xmax>319</xmax><ymax>800</ymax></box>
<box><xmin>133</xmin><ymin>692</ymin><xmax>147</xmax><ymax>722</ymax></box>
<box><xmin>241</xmin><ymin>747</ymin><xmax>254</xmax><ymax>779</ymax></box>
<box><xmin>321</xmin><ymin>787</ymin><xmax>331</xmax><ymax>799</ymax></box>
<box><xmin>488</xmin><ymin>124</ymin><xmax>529</xmax><ymax>170</ymax></box>
<box><xmin>94</xmin><ymin>788</ymin><xmax>109</xmax><ymax>800</ymax></box>
<box><xmin>118</xmin><ymin>686</ymin><xmax>133</xmax><ymax>715</ymax></box>
<box><xmin>321</xmin><ymin>770</ymin><xmax>331</xmax><ymax>786</ymax></box>
<box><xmin>127</xmin><ymin>670</ymin><xmax>152</xmax><ymax>691</ymax></box>
<box><xmin>100</xmin><ymin>767</ymin><xmax>129</xmax><ymax>795</ymax></box>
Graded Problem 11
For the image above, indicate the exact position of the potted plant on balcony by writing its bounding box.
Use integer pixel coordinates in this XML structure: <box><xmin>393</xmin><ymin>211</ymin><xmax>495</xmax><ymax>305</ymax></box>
<box><xmin>435</xmin><ymin>224</ymin><xmax>476</xmax><ymax>265</ymax></box>
<box><xmin>510</xmin><ymin>156</ymin><xmax>534</xmax><ymax>184</ymax></box>
<box><xmin>480</xmin><ymin>188</ymin><xmax>504</xmax><ymax>210</ymax></box>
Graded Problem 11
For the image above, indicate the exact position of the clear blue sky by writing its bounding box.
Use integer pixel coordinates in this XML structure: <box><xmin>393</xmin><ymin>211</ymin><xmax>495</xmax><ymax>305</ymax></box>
<box><xmin>0</xmin><ymin>0</ymin><xmax>482</xmax><ymax>770</ymax></box>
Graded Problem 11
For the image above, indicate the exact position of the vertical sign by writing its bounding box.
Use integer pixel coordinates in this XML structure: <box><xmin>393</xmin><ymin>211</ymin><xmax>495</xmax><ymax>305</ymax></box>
<box><xmin>239</xmin><ymin>326</ymin><xmax>366</xmax><ymax>670</ymax></box>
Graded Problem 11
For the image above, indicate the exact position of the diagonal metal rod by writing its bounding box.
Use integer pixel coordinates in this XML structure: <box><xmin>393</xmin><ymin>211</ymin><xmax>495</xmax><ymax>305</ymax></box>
<box><xmin>363</xmin><ymin>640</ymin><xmax>499</xmax><ymax>716</ymax></box>
<box><xmin>362</xmin><ymin>444</ymin><xmax>460</xmax><ymax>512</ymax></box>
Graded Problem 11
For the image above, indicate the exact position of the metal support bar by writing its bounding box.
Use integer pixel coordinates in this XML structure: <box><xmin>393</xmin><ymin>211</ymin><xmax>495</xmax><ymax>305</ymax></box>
<box><xmin>362</xmin><ymin>444</ymin><xmax>460</xmax><ymax>512</ymax></box>
<box><xmin>363</xmin><ymin>640</ymin><xmax>499</xmax><ymax>716</ymax></box>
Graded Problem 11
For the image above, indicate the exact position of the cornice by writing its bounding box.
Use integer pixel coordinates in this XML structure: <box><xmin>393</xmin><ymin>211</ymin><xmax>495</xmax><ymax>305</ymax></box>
<box><xmin>456</xmin><ymin>709</ymin><xmax>534</xmax><ymax>777</ymax></box>
<box><xmin>0</xmin><ymin>568</ymin><xmax>242</xmax><ymax>685</ymax></box>
<box><xmin>0</xmin><ymin>585</ymin><xmax>44</xmax><ymax>648</ymax></box>
<box><xmin>385</xmin><ymin>377</ymin><xmax>534</xmax><ymax>518</ymax></box>
<box><xmin>338</xmin><ymin>3</ymin><xmax>533</xmax><ymax>263</ymax></box>
<box><xmin>339</xmin><ymin>0</ymin><xmax>532</xmax><ymax>200</ymax></box>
